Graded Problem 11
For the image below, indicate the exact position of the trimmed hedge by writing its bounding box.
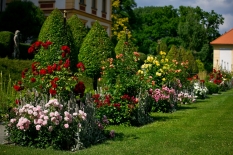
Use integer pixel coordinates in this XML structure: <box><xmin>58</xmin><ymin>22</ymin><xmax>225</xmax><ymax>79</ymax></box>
<box><xmin>37</xmin><ymin>9</ymin><xmax>75</xmax><ymax>69</ymax></box>
<box><xmin>205</xmin><ymin>82</ymin><xmax>219</xmax><ymax>94</ymax></box>
<box><xmin>0</xmin><ymin>31</ymin><xmax>14</xmax><ymax>58</ymax></box>
<box><xmin>78</xmin><ymin>21</ymin><xmax>114</xmax><ymax>90</ymax></box>
<box><xmin>0</xmin><ymin>58</ymin><xmax>32</xmax><ymax>83</ymax></box>
<box><xmin>67</xmin><ymin>15</ymin><xmax>87</xmax><ymax>62</ymax></box>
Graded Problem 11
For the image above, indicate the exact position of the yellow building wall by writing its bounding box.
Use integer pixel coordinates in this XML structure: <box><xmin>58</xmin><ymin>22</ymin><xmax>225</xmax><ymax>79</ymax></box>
<box><xmin>212</xmin><ymin>45</ymin><xmax>233</xmax><ymax>71</ymax></box>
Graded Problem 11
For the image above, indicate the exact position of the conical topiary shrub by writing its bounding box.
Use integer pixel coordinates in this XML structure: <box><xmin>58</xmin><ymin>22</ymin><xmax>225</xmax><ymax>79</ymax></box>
<box><xmin>166</xmin><ymin>45</ymin><xmax>179</xmax><ymax>61</ymax></box>
<box><xmin>35</xmin><ymin>9</ymin><xmax>74</xmax><ymax>68</ymax></box>
<box><xmin>67</xmin><ymin>15</ymin><xmax>87</xmax><ymax>57</ymax></box>
<box><xmin>78</xmin><ymin>21</ymin><xmax>114</xmax><ymax>90</ymax></box>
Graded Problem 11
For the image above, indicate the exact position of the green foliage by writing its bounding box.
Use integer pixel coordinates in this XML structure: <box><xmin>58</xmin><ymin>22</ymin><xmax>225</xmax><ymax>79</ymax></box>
<box><xmin>79</xmin><ymin>21</ymin><xmax>114</xmax><ymax>90</ymax></box>
<box><xmin>131</xmin><ymin>5</ymin><xmax>224</xmax><ymax>71</ymax></box>
<box><xmin>0</xmin><ymin>31</ymin><xmax>14</xmax><ymax>57</ymax></box>
<box><xmin>166</xmin><ymin>46</ymin><xmax>198</xmax><ymax>74</ymax></box>
<box><xmin>95</xmin><ymin>38</ymin><xmax>149</xmax><ymax>125</ymax></box>
<box><xmin>0</xmin><ymin>58</ymin><xmax>32</xmax><ymax>83</ymax></box>
<box><xmin>205</xmin><ymin>82</ymin><xmax>219</xmax><ymax>94</ymax></box>
<box><xmin>67</xmin><ymin>15</ymin><xmax>87</xmax><ymax>64</ymax></box>
<box><xmin>0</xmin><ymin>1</ymin><xmax>45</xmax><ymax>42</ymax></box>
<box><xmin>37</xmin><ymin>9</ymin><xmax>75</xmax><ymax>69</ymax></box>
<box><xmin>166</xmin><ymin>45</ymin><xmax>179</xmax><ymax>61</ymax></box>
<box><xmin>132</xmin><ymin>5</ymin><xmax>179</xmax><ymax>54</ymax></box>
<box><xmin>156</xmin><ymin>41</ymin><xmax>168</xmax><ymax>54</ymax></box>
<box><xmin>137</xmin><ymin>52</ymin><xmax>147</xmax><ymax>66</ymax></box>
<box><xmin>183</xmin><ymin>50</ymin><xmax>198</xmax><ymax>74</ymax></box>
<box><xmin>0</xmin><ymin>72</ymin><xmax>17</xmax><ymax>122</ymax></box>
<box><xmin>196</xmin><ymin>59</ymin><xmax>205</xmax><ymax>72</ymax></box>
<box><xmin>111</xmin><ymin>0</ymin><xmax>137</xmax><ymax>45</ymax></box>
<box><xmin>115</xmin><ymin>35</ymin><xmax>136</xmax><ymax>55</ymax></box>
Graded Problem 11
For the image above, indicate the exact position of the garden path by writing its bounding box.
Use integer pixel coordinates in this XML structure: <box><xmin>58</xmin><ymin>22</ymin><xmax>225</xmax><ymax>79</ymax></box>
<box><xmin>0</xmin><ymin>124</ymin><xmax>6</xmax><ymax>144</ymax></box>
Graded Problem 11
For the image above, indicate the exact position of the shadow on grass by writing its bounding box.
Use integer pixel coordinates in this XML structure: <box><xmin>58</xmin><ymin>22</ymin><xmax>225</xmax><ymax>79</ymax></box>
<box><xmin>176</xmin><ymin>105</ymin><xmax>198</xmax><ymax>111</ymax></box>
<box><xmin>113</xmin><ymin>132</ymin><xmax>139</xmax><ymax>141</ymax></box>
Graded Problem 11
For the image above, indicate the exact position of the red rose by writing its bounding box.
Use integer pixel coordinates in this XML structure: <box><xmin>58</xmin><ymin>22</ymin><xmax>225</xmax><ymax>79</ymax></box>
<box><xmin>46</xmin><ymin>41</ymin><xmax>52</xmax><ymax>46</ymax></box>
<box><xmin>49</xmin><ymin>88</ymin><xmax>56</xmax><ymax>96</ymax></box>
<box><xmin>51</xmin><ymin>83</ymin><xmax>57</xmax><ymax>88</ymax></box>
<box><xmin>33</xmin><ymin>71</ymin><xmax>39</xmax><ymax>75</ymax></box>
<box><xmin>21</xmin><ymin>71</ymin><xmax>26</xmax><ymax>78</ymax></box>
<box><xmin>53</xmin><ymin>77</ymin><xmax>59</xmax><ymax>82</ymax></box>
<box><xmin>63</xmin><ymin>59</ymin><xmax>70</xmax><ymax>68</ymax></box>
<box><xmin>15</xmin><ymin>99</ymin><xmax>20</xmax><ymax>105</ymax></box>
<box><xmin>52</xmin><ymin>64</ymin><xmax>57</xmax><ymax>70</ymax></box>
<box><xmin>28</xmin><ymin>47</ymin><xmax>35</xmax><ymax>54</ymax></box>
<box><xmin>13</xmin><ymin>85</ymin><xmax>21</xmax><ymax>91</ymax></box>
<box><xmin>30</xmin><ymin>77</ymin><xmax>36</xmax><ymax>83</ymax></box>
<box><xmin>57</xmin><ymin>65</ymin><xmax>61</xmax><ymax>71</ymax></box>
<box><xmin>47</xmin><ymin>65</ymin><xmax>53</xmax><ymax>74</ymax></box>
<box><xmin>31</xmin><ymin>62</ymin><xmax>38</xmax><ymax>71</ymax></box>
<box><xmin>59</xmin><ymin>60</ymin><xmax>63</xmax><ymax>65</ymax></box>
<box><xmin>39</xmin><ymin>69</ymin><xmax>47</xmax><ymax>75</ymax></box>
<box><xmin>42</xmin><ymin>41</ymin><xmax>52</xmax><ymax>49</ymax></box>
<box><xmin>74</xmin><ymin>81</ymin><xmax>85</xmax><ymax>97</ymax></box>
<box><xmin>34</xmin><ymin>41</ymin><xmax>42</xmax><ymax>47</ymax></box>
<box><xmin>18</xmin><ymin>81</ymin><xmax>22</xmax><ymax>85</ymax></box>
<box><xmin>61</xmin><ymin>45</ymin><xmax>70</xmax><ymax>54</ymax></box>
<box><xmin>61</xmin><ymin>52</ymin><xmax>66</xmax><ymax>58</ymax></box>
<box><xmin>76</xmin><ymin>62</ymin><xmax>85</xmax><ymax>71</ymax></box>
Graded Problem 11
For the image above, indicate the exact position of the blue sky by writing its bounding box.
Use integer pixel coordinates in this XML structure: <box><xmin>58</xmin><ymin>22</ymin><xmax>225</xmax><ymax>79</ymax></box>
<box><xmin>134</xmin><ymin>0</ymin><xmax>233</xmax><ymax>34</ymax></box>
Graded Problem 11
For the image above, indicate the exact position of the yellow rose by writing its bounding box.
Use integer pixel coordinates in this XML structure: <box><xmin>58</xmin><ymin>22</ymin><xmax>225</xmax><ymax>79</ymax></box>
<box><xmin>162</xmin><ymin>78</ymin><xmax>166</xmax><ymax>81</ymax></box>
<box><xmin>156</xmin><ymin>72</ymin><xmax>161</xmax><ymax>76</ymax></box>
<box><xmin>147</xmin><ymin>56</ymin><xmax>154</xmax><ymax>62</ymax></box>
<box><xmin>141</xmin><ymin>64</ymin><xmax>146</xmax><ymax>69</ymax></box>
<box><xmin>137</xmin><ymin>70</ymin><xmax>143</xmax><ymax>74</ymax></box>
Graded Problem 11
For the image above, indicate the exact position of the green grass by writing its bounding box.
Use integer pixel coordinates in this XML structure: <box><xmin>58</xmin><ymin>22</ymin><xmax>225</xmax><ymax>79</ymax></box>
<box><xmin>1</xmin><ymin>90</ymin><xmax>233</xmax><ymax>155</ymax></box>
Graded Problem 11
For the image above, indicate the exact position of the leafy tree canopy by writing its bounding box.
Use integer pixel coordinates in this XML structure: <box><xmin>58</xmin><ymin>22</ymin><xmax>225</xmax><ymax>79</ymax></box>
<box><xmin>0</xmin><ymin>0</ymin><xmax>45</xmax><ymax>42</ymax></box>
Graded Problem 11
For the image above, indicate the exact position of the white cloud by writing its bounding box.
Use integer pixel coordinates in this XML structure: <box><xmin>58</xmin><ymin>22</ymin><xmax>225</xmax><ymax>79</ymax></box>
<box><xmin>219</xmin><ymin>14</ymin><xmax>233</xmax><ymax>34</ymax></box>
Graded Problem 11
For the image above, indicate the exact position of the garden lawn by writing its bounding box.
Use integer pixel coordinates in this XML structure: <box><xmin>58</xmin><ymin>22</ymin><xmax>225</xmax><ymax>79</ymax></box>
<box><xmin>1</xmin><ymin>89</ymin><xmax>233</xmax><ymax>155</ymax></box>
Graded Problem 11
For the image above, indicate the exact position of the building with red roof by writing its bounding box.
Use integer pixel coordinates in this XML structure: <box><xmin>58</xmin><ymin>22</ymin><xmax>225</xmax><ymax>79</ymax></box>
<box><xmin>210</xmin><ymin>28</ymin><xmax>233</xmax><ymax>71</ymax></box>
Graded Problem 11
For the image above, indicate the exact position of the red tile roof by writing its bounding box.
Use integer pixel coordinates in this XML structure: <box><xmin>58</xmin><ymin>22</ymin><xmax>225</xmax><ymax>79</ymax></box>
<box><xmin>210</xmin><ymin>28</ymin><xmax>233</xmax><ymax>45</ymax></box>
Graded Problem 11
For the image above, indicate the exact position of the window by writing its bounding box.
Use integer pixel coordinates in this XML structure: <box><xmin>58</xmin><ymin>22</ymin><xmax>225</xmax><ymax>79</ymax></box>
<box><xmin>102</xmin><ymin>0</ymin><xmax>106</xmax><ymax>18</ymax></box>
<box><xmin>79</xmin><ymin>0</ymin><xmax>86</xmax><ymax>11</ymax></box>
<box><xmin>92</xmin><ymin>0</ymin><xmax>96</xmax><ymax>9</ymax></box>
<box><xmin>92</xmin><ymin>0</ymin><xmax>97</xmax><ymax>15</ymax></box>
<box><xmin>102</xmin><ymin>0</ymin><xmax>106</xmax><ymax>12</ymax></box>
<box><xmin>38</xmin><ymin>0</ymin><xmax>55</xmax><ymax>10</ymax></box>
<box><xmin>80</xmin><ymin>0</ymin><xmax>85</xmax><ymax>5</ymax></box>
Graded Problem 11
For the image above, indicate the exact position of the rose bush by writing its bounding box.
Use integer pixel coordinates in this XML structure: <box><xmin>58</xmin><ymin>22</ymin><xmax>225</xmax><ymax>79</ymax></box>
<box><xmin>13</xmin><ymin>41</ymin><xmax>85</xmax><ymax>102</ymax></box>
<box><xmin>6</xmin><ymin>99</ymin><xmax>86</xmax><ymax>150</ymax></box>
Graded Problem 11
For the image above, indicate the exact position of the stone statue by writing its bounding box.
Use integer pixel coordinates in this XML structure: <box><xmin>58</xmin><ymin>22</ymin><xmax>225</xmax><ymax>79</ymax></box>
<box><xmin>12</xmin><ymin>30</ymin><xmax>20</xmax><ymax>58</ymax></box>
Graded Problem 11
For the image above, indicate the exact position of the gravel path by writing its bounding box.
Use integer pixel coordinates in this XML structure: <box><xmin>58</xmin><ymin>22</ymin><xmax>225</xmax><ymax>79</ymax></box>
<box><xmin>0</xmin><ymin>124</ymin><xmax>6</xmax><ymax>144</ymax></box>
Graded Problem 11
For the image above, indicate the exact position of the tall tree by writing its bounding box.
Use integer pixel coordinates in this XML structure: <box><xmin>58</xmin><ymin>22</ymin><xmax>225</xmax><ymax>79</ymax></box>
<box><xmin>178</xmin><ymin>6</ymin><xmax>224</xmax><ymax>71</ymax></box>
<box><xmin>0</xmin><ymin>0</ymin><xmax>45</xmax><ymax>42</ymax></box>
<box><xmin>132</xmin><ymin>6</ymin><xmax>179</xmax><ymax>54</ymax></box>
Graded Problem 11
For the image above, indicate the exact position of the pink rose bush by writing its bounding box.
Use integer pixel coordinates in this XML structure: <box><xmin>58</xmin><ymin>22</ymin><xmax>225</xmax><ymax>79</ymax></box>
<box><xmin>6</xmin><ymin>99</ymin><xmax>87</xmax><ymax>150</ymax></box>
